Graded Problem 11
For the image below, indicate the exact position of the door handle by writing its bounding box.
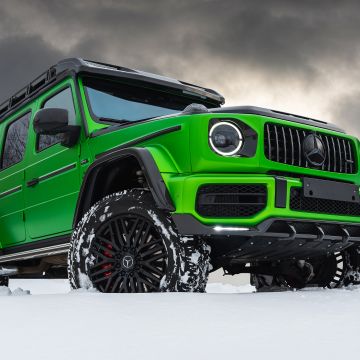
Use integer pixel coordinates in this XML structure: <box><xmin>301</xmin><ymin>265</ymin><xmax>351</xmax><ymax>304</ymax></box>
<box><xmin>27</xmin><ymin>178</ymin><xmax>39</xmax><ymax>187</ymax></box>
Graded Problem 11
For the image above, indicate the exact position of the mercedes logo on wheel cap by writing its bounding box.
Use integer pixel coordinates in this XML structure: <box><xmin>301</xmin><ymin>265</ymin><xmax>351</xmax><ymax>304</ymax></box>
<box><xmin>122</xmin><ymin>255</ymin><xmax>134</xmax><ymax>270</ymax></box>
<box><xmin>303</xmin><ymin>134</ymin><xmax>326</xmax><ymax>167</ymax></box>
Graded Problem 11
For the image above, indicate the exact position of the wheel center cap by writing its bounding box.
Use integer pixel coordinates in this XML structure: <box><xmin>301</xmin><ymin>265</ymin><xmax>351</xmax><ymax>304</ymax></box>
<box><xmin>121</xmin><ymin>254</ymin><xmax>135</xmax><ymax>270</ymax></box>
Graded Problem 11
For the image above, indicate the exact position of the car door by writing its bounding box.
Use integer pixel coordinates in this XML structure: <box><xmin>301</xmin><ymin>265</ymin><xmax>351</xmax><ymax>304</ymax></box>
<box><xmin>0</xmin><ymin>112</ymin><xmax>31</xmax><ymax>247</ymax></box>
<box><xmin>24</xmin><ymin>82</ymin><xmax>82</xmax><ymax>240</ymax></box>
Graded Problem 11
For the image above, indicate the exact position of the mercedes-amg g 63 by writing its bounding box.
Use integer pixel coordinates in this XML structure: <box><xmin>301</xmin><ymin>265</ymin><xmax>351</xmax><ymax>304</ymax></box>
<box><xmin>0</xmin><ymin>58</ymin><xmax>359</xmax><ymax>292</ymax></box>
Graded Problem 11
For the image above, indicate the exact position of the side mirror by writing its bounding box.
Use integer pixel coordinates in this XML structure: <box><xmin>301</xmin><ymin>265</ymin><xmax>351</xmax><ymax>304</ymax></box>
<box><xmin>34</xmin><ymin>108</ymin><xmax>80</xmax><ymax>147</ymax></box>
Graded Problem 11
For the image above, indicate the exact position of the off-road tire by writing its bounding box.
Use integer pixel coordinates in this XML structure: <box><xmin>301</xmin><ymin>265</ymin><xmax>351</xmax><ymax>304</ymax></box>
<box><xmin>68</xmin><ymin>189</ymin><xmax>211</xmax><ymax>293</ymax></box>
<box><xmin>251</xmin><ymin>246</ymin><xmax>360</xmax><ymax>291</ymax></box>
<box><xmin>300</xmin><ymin>248</ymin><xmax>360</xmax><ymax>288</ymax></box>
<box><xmin>342</xmin><ymin>246</ymin><xmax>360</xmax><ymax>286</ymax></box>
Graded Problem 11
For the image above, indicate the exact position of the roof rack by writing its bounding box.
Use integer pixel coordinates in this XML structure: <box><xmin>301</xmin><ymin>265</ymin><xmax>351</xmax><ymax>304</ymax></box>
<box><xmin>0</xmin><ymin>66</ymin><xmax>57</xmax><ymax>119</ymax></box>
<box><xmin>0</xmin><ymin>58</ymin><xmax>225</xmax><ymax>121</ymax></box>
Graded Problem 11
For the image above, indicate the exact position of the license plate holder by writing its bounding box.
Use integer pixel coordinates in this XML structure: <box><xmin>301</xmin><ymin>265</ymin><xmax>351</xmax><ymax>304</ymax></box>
<box><xmin>303</xmin><ymin>177</ymin><xmax>360</xmax><ymax>203</ymax></box>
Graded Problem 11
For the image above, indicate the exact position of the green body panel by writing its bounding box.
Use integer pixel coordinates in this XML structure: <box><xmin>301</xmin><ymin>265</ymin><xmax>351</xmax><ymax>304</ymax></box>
<box><xmin>88</xmin><ymin>117</ymin><xmax>192</xmax><ymax>173</ymax></box>
<box><xmin>0</xmin><ymin>78</ymin><xmax>85</xmax><ymax>249</ymax></box>
<box><xmin>0</xmin><ymin>164</ymin><xmax>26</xmax><ymax>247</ymax></box>
<box><xmin>0</xmin><ymin>74</ymin><xmax>360</xmax><ymax>251</ymax></box>
<box><xmin>24</xmin><ymin>80</ymin><xmax>83</xmax><ymax>240</ymax></box>
<box><xmin>0</xmin><ymin>104</ymin><xmax>36</xmax><ymax>248</ymax></box>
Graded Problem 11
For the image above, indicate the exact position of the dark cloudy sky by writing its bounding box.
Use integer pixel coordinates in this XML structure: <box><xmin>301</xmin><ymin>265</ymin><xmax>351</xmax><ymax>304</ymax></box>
<box><xmin>1</xmin><ymin>0</ymin><xmax>360</xmax><ymax>135</ymax></box>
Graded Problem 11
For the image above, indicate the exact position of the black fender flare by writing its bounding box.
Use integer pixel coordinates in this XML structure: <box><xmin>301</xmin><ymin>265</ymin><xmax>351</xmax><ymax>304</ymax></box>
<box><xmin>73</xmin><ymin>147</ymin><xmax>175</xmax><ymax>227</ymax></box>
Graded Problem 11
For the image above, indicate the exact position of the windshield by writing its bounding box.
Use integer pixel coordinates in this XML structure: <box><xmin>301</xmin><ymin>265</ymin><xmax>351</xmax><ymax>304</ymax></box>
<box><xmin>83</xmin><ymin>77</ymin><xmax>216</xmax><ymax>123</ymax></box>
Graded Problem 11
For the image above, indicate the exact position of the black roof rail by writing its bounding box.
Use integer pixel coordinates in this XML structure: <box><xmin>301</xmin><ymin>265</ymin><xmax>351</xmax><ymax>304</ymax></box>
<box><xmin>0</xmin><ymin>66</ymin><xmax>57</xmax><ymax>119</ymax></box>
<box><xmin>0</xmin><ymin>58</ymin><xmax>225</xmax><ymax>122</ymax></box>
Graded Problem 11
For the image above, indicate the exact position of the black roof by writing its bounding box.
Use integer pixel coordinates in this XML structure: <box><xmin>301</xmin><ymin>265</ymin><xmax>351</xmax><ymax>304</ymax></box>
<box><xmin>0</xmin><ymin>58</ymin><xmax>225</xmax><ymax>120</ymax></box>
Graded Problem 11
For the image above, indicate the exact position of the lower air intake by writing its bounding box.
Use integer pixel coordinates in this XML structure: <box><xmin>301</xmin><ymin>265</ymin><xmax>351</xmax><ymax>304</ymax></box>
<box><xmin>196</xmin><ymin>184</ymin><xmax>267</xmax><ymax>218</ymax></box>
<box><xmin>290</xmin><ymin>188</ymin><xmax>360</xmax><ymax>216</ymax></box>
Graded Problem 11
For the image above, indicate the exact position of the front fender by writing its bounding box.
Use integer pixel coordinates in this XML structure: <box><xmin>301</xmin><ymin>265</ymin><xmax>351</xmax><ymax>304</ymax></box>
<box><xmin>73</xmin><ymin>147</ymin><xmax>175</xmax><ymax>227</ymax></box>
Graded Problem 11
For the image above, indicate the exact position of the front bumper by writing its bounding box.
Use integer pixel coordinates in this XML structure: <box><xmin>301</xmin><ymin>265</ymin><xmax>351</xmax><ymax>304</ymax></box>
<box><xmin>164</xmin><ymin>173</ymin><xmax>360</xmax><ymax>236</ymax></box>
<box><xmin>172</xmin><ymin>214</ymin><xmax>360</xmax><ymax>241</ymax></box>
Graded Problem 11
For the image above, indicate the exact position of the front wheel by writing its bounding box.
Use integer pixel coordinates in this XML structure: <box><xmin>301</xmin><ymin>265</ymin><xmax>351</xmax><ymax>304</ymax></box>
<box><xmin>68</xmin><ymin>190</ymin><xmax>211</xmax><ymax>293</ymax></box>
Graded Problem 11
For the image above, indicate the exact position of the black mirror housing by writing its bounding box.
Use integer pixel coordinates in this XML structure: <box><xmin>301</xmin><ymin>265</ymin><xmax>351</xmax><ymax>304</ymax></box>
<box><xmin>34</xmin><ymin>108</ymin><xmax>80</xmax><ymax>148</ymax></box>
<box><xmin>34</xmin><ymin>108</ymin><xmax>69</xmax><ymax>135</ymax></box>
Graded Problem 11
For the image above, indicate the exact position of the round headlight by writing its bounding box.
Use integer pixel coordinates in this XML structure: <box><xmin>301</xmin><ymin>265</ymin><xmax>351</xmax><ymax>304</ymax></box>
<box><xmin>209</xmin><ymin>122</ymin><xmax>243</xmax><ymax>156</ymax></box>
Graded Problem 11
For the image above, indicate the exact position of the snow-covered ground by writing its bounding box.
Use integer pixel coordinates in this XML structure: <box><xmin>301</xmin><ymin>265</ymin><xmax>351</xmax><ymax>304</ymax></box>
<box><xmin>1</xmin><ymin>275</ymin><xmax>359</xmax><ymax>360</ymax></box>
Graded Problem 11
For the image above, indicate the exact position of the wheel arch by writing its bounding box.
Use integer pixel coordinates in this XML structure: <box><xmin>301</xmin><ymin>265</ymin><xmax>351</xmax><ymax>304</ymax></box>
<box><xmin>73</xmin><ymin>147</ymin><xmax>175</xmax><ymax>227</ymax></box>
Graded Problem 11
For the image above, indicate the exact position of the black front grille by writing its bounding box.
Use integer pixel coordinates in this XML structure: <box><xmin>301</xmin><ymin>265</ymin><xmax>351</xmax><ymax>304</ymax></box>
<box><xmin>264</xmin><ymin>123</ymin><xmax>356</xmax><ymax>174</ymax></box>
<box><xmin>196</xmin><ymin>184</ymin><xmax>267</xmax><ymax>218</ymax></box>
<box><xmin>290</xmin><ymin>188</ymin><xmax>360</xmax><ymax>216</ymax></box>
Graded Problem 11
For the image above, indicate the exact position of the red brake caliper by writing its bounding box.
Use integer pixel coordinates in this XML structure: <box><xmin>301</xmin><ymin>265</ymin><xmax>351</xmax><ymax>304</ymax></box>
<box><xmin>102</xmin><ymin>244</ymin><xmax>113</xmax><ymax>277</ymax></box>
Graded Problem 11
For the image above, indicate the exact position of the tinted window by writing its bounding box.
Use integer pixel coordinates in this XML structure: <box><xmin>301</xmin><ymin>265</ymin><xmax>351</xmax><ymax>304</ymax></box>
<box><xmin>38</xmin><ymin>87</ymin><xmax>76</xmax><ymax>151</ymax></box>
<box><xmin>2</xmin><ymin>113</ymin><xmax>30</xmax><ymax>169</ymax></box>
<box><xmin>84</xmin><ymin>77</ymin><xmax>217</xmax><ymax>124</ymax></box>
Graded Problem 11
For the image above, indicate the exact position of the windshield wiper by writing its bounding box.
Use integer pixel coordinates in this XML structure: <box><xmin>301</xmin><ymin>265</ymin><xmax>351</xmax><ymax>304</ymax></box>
<box><xmin>98</xmin><ymin>117</ymin><xmax>132</xmax><ymax>124</ymax></box>
<box><xmin>99</xmin><ymin>116</ymin><xmax>160</xmax><ymax>128</ymax></box>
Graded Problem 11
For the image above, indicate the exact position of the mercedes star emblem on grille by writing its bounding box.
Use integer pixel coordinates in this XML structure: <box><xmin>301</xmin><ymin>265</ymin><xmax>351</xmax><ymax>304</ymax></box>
<box><xmin>303</xmin><ymin>134</ymin><xmax>326</xmax><ymax>166</ymax></box>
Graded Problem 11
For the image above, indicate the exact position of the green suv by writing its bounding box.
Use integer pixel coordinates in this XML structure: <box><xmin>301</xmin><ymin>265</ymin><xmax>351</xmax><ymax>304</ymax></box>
<box><xmin>0</xmin><ymin>58</ymin><xmax>359</xmax><ymax>292</ymax></box>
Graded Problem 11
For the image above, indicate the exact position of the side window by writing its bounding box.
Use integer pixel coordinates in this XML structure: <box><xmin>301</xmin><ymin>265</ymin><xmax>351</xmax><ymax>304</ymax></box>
<box><xmin>38</xmin><ymin>87</ymin><xmax>76</xmax><ymax>151</ymax></box>
<box><xmin>2</xmin><ymin>113</ymin><xmax>30</xmax><ymax>169</ymax></box>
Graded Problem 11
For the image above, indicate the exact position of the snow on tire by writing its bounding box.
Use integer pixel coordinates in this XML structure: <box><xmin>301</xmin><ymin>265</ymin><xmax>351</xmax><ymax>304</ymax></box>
<box><xmin>342</xmin><ymin>246</ymin><xmax>360</xmax><ymax>286</ymax></box>
<box><xmin>68</xmin><ymin>189</ymin><xmax>211</xmax><ymax>293</ymax></box>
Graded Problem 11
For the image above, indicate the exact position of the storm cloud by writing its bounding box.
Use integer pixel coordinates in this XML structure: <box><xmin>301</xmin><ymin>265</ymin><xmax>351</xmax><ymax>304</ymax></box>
<box><xmin>1</xmin><ymin>0</ymin><xmax>360</xmax><ymax>135</ymax></box>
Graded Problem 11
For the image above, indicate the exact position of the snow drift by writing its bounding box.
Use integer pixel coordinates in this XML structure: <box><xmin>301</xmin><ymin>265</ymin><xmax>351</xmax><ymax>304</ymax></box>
<box><xmin>0</xmin><ymin>279</ymin><xmax>358</xmax><ymax>360</ymax></box>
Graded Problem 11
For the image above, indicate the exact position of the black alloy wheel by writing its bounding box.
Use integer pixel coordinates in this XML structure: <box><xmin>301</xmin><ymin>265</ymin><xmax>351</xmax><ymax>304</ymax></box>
<box><xmin>68</xmin><ymin>190</ymin><xmax>211</xmax><ymax>293</ymax></box>
<box><xmin>89</xmin><ymin>214</ymin><xmax>167</xmax><ymax>293</ymax></box>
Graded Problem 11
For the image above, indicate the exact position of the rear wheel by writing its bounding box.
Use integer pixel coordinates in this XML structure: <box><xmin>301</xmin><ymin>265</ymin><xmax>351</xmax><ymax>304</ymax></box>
<box><xmin>303</xmin><ymin>248</ymin><xmax>360</xmax><ymax>288</ymax></box>
<box><xmin>68</xmin><ymin>190</ymin><xmax>211</xmax><ymax>293</ymax></box>
<box><xmin>308</xmin><ymin>252</ymin><xmax>345</xmax><ymax>288</ymax></box>
<box><xmin>251</xmin><ymin>246</ymin><xmax>360</xmax><ymax>291</ymax></box>
<box><xmin>343</xmin><ymin>246</ymin><xmax>360</xmax><ymax>286</ymax></box>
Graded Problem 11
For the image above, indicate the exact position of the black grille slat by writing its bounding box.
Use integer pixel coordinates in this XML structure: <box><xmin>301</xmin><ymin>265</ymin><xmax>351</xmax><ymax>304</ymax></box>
<box><xmin>347</xmin><ymin>141</ymin><xmax>354</xmax><ymax>173</ymax></box>
<box><xmin>264</xmin><ymin>122</ymin><xmax>356</xmax><ymax>174</ymax></box>
<box><xmin>302</xmin><ymin>131</ymin><xmax>308</xmax><ymax>168</ymax></box>
<box><xmin>282</xmin><ymin>126</ymin><xmax>287</xmax><ymax>163</ymax></box>
<box><xmin>295</xmin><ymin>129</ymin><xmax>301</xmax><ymax>166</ymax></box>
<box><xmin>330</xmin><ymin>137</ymin><xmax>337</xmax><ymax>172</ymax></box>
<box><xmin>325</xmin><ymin>135</ymin><xmax>331</xmax><ymax>171</ymax></box>
<box><xmin>319</xmin><ymin>134</ymin><xmax>326</xmax><ymax>170</ymax></box>
<box><xmin>196</xmin><ymin>185</ymin><xmax>267</xmax><ymax>218</ymax></box>
<box><xmin>342</xmin><ymin>139</ymin><xmax>348</xmax><ymax>173</ymax></box>
<box><xmin>337</xmin><ymin>138</ymin><xmax>342</xmax><ymax>173</ymax></box>
<box><xmin>288</xmin><ymin>127</ymin><xmax>295</xmax><ymax>165</ymax></box>
<box><xmin>290</xmin><ymin>188</ymin><xmax>360</xmax><ymax>217</ymax></box>
<box><xmin>274</xmin><ymin>125</ymin><xmax>280</xmax><ymax>162</ymax></box>
<box><xmin>266</xmin><ymin>124</ymin><xmax>272</xmax><ymax>160</ymax></box>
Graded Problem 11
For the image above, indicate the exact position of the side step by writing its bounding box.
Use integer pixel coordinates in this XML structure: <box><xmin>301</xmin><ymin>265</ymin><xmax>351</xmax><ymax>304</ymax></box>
<box><xmin>0</xmin><ymin>243</ymin><xmax>69</xmax><ymax>264</ymax></box>
<box><xmin>0</xmin><ymin>266</ymin><xmax>18</xmax><ymax>276</ymax></box>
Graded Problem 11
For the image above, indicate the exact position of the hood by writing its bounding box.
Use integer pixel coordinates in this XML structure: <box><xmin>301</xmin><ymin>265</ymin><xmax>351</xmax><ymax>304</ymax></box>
<box><xmin>210</xmin><ymin>106</ymin><xmax>344</xmax><ymax>133</ymax></box>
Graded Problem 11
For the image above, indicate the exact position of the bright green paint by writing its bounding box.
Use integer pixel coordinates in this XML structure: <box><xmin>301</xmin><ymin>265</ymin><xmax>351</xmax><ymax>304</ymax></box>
<box><xmin>0</xmin><ymin>74</ymin><xmax>359</xmax><ymax>251</ymax></box>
